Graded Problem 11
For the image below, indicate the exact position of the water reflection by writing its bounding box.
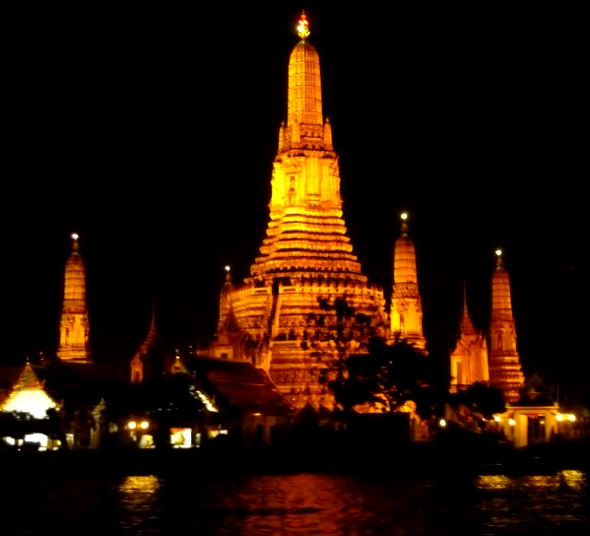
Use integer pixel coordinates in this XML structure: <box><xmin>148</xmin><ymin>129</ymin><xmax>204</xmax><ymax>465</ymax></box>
<box><xmin>4</xmin><ymin>470</ymin><xmax>588</xmax><ymax>535</ymax></box>
<box><xmin>118</xmin><ymin>476</ymin><xmax>162</xmax><ymax>533</ymax></box>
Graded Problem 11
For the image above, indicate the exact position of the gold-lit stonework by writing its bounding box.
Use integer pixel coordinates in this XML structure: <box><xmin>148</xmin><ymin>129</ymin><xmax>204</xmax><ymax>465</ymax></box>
<box><xmin>488</xmin><ymin>250</ymin><xmax>525</xmax><ymax>403</ymax></box>
<box><xmin>1</xmin><ymin>360</ymin><xmax>57</xmax><ymax>419</ymax></box>
<box><xmin>207</xmin><ymin>14</ymin><xmax>386</xmax><ymax>410</ymax></box>
<box><xmin>450</xmin><ymin>285</ymin><xmax>489</xmax><ymax>391</ymax></box>
<box><xmin>390</xmin><ymin>213</ymin><xmax>427</xmax><ymax>352</ymax></box>
<box><xmin>57</xmin><ymin>234</ymin><xmax>92</xmax><ymax>363</ymax></box>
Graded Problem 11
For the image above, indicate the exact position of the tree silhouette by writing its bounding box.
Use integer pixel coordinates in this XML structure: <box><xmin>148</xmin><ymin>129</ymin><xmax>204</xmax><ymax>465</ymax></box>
<box><xmin>328</xmin><ymin>337</ymin><xmax>445</xmax><ymax>420</ymax></box>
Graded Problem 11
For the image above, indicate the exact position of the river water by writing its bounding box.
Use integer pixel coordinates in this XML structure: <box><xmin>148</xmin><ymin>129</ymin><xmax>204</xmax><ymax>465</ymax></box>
<box><xmin>2</xmin><ymin>469</ymin><xmax>588</xmax><ymax>535</ymax></box>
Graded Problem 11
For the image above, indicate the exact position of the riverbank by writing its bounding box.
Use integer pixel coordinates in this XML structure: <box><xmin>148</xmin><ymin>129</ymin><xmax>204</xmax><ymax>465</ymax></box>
<box><xmin>2</xmin><ymin>438</ymin><xmax>589</xmax><ymax>479</ymax></box>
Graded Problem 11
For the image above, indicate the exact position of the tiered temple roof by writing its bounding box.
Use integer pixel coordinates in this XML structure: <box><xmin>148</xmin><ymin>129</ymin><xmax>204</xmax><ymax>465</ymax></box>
<box><xmin>488</xmin><ymin>250</ymin><xmax>525</xmax><ymax>403</ymax></box>
<box><xmin>57</xmin><ymin>234</ymin><xmax>91</xmax><ymax>363</ymax></box>
<box><xmin>209</xmin><ymin>13</ymin><xmax>386</xmax><ymax>410</ymax></box>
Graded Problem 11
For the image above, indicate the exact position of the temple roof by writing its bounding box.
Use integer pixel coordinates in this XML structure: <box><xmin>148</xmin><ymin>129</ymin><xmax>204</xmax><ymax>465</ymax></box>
<box><xmin>192</xmin><ymin>357</ymin><xmax>294</xmax><ymax>415</ymax></box>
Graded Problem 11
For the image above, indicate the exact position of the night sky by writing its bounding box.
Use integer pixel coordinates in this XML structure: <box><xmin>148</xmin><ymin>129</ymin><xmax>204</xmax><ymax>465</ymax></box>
<box><xmin>4</xmin><ymin>4</ymin><xmax>587</xmax><ymax>396</ymax></box>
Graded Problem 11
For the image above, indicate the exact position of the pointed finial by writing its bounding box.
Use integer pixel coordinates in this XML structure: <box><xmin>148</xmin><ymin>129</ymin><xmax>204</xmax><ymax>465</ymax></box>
<box><xmin>400</xmin><ymin>212</ymin><xmax>409</xmax><ymax>234</ymax></box>
<box><xmin>462</xmin><ymin>281</ymin><xmax>468</xmax><ymax>309</ymax></box>
<box><xmin>71</xmin><ymin>233</ymin><xmax>79</xmax><ymax>252</ymax></box>
<box><xmin>495</xmin><ymin>248</ymin><xmax>503</xmax><ymax>268</ymax></box>
<box><xmin>297</xmin><ymin>11</ymin><xmax>310</xmax><ymax>40</ymax></box>
<box><xmin>224</xmin><ymin>264</ymin><xmax>232</xmax><ymax>282</ymax></box>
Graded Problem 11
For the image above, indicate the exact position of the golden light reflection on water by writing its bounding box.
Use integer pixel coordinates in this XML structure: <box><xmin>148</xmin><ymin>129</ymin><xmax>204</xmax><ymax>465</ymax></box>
<box><xmin>119</xmin><ymin>475</ymin><xmax>161</xmax><ymax>494</ymax></box>
<box><xmin>476</xmin><ymin>475</ymin><xmax>513</xmax><ymax>489</ymax></box>
<box><xmin>118</xmin><ymin>475</ymin><xmax>162</xmax><ymax>532</ymax></box>
<box><xmin>476</xmin><ymin>470</ymin><xmax>587</xmax><ymax>492</ymax></box>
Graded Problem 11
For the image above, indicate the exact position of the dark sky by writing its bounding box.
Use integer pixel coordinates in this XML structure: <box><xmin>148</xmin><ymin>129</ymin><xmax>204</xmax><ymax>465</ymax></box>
<box><xmin>4</xmin><ymin>4</ymin><xmax>587</xmax><ymax>393</ymax></box>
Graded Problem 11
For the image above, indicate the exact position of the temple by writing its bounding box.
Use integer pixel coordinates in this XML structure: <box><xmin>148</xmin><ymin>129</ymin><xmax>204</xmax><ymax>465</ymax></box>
<box><xmin>57</xmin><ymin>234</ymin><xmax>91</xmax><ymax>363</ymax></box>
<box><xmin>450</xmin><ymin>284</ymin><xmax>489</xmax><ymax>391</ymax></box>
<box><xmin>206</xmin><ymin>13</ymin><xmax>386</xmax><ymax>409</ymax></box>
<box><xmin>389</xmin><ymin>213</ymin><xmax>427</xmax><ymax>352</ymax></box>
<box><xmin>488</xmin><ymin>249</ymin><xmax>525</xmax><ymax>403</ymax></box>
<box><xmin>0</xmin><ymin>359</ymin><xmax>57</xmax><ymax>419</ymax></box>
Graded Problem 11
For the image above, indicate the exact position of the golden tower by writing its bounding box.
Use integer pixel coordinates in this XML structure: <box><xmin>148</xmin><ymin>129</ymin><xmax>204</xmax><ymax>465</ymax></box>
<box><xmin>488</xmin><ymin>249</ymin><xmax>525</xmax><ymax>403</ymax></box>
<box><xmin>450</xmin><ymin>284</ymin><xmax>489</xmax><ymax>391</ymax></box>
<box><xmin>57</xmin><ymin>234</ymin><xmax>91</xmax><ymax>363</ymax></box>
<box><xmin>208</xmin><ymin>13</ymin><xmax>386</xmax><ymax>409</ymax></box>
<box><xmin>389</xmin><ymin>213</ymin><xmax>427</xmax><ymax>352</ymax></box>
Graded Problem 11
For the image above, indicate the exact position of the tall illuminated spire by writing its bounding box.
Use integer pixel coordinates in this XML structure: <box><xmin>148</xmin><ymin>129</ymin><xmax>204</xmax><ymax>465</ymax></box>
<box><xmin>488</xmin><ymin>249</ymin><xmax>524</xmax><ymax>403</ymax></box>
<box><xmin>250</xmin><ymin>11</ymin><xmax>364</xmax><ymax>282</ymax></box>
<box><xmin>208</xmin><ymin>13</ymin><xmax>386</xmax><ymax>410</ymax></box>
<box><xmin>390</xmin><ymin>212</ymin><xmax>427</xmax><ymax>352</ymax></box>
<box><xmin>57</xmin><ymin>233</ymin><xmax>91</xmax><ymax>363</ymax></box>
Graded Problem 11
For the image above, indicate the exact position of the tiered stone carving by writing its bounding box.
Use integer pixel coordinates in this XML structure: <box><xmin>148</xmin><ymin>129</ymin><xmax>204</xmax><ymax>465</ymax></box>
<box><xmin>390</xmin><ymin>213</ymin><xmax>427</xmax><ymax>352</ymax></box>
<box><xmin>57</xmin><ymin>234</ymin><xmax>91</xmax><ymax>363</ymax></box>
<box><xmin>450</xmin><ymin>285</ymin><xmax>489</xmax><ymax>391</ymax></box>
<box><xmin>208</xmin><ymin>14</ymin><xmax>386</xmax><ymax>409</ymax></box>
<box><xmin>488</xmin><ymin>250</ymin><xmax>525</xmax><ymax>403</ymax></box>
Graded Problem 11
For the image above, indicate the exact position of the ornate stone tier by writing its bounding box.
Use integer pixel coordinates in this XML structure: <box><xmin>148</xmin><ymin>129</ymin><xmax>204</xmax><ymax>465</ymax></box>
<box><xmin>488</xmin><ymin>251</ymin><xmax>524</xmax><ymax>403</ymax></box>
<box><xmin>209</xmin><ymin>14</ymin><xmax>386</xmax><ymax>410</ymax></box>
<box><xmin>57</xmin><ymin>235</ymin><xmax>91</xmax><ymax>363</ymax></box>
<box><xmin>390</xmin><ymin>215</ymin><xmax>427</xmax><ymax>352</ymax></box>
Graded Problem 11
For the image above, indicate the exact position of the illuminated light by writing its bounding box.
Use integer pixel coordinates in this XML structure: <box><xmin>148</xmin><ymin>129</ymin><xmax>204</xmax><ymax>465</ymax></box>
<box><xmin>297</xmin><ymin>11</ymin><xmax>310</xmax><ymax>39</ymax></box>
<box><xmin>252</xmin><ymin>412</ymin><xmax>262</xmax><ymax>417</ymax></box>
<box><xmin>25</xmin><ymin>433</ymin><xmax>49</xmax><ymax>449</ymax></box>
<box><xmin>196</xmin><ymin>390</ymin><xmax>218</xmax><ymax>412</ymax></box>
<box><xmin>72</xmin><ymin>233</ymin><xmax>79</xmax><ymax>241</ymax></box>
<box><xmin>140</xmin><ymin>421</ymin><xmax>149</xmax><ymax>430</ymax></box>
<box><xmin>128</xmin><ymin>421</ymin><xmax>137</xmax><ymax>430</ymax></box>
<box><xmin>567</xmin><ymin>414</ymin><xmax>576</xmax><ymax>422</ymax></box>
<box><xmin>493</xmin><ymin>416</ymin><xmax>502</xmax><ymax>422</ymax></box>
<box><xmin>1</xmin><ymin>389</ymin><xmax>57</xmax><ymax>419</ymax></box>
<box><xmin>224</xmin><ymin>265</ymin><xmax>231</xmax><ymax>272</ymax></box>
<box><xmin>439</xmin><ymin>419</ymin><xmax>446</xmax><ymax>428</ymax></box>
<box><xmin>508</xmin><ymin>418</ymin><xmax>516</xmax><ymax>426</ymax></box>
<box><xmin>170</xmin><ymin>428</ymin><xmax>192</xmax><ymax>448</ymax></box>
<box><xmin>401</xmin><ymin>212</ymin><xmax>408</xmax><ymax>221</ymax></box>
<box><xmin>556</xmin><ymin>414</ymin><xmax>564</xmax><ymax>422</ymax></box>
<box><xmin>495</xmin><ymin>249</ymin><xmax>502</xmax><ymax>257</ymax></box>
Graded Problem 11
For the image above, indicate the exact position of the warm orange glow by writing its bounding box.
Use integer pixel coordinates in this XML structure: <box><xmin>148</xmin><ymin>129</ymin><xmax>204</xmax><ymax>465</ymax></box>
<box><xmin>489</xmin><ymin>247</ymin><xmax>524</xmax><ymax>403</ymax></box>
<box><xmin>0</xmin><ymin>362</ymin><xmax>58</xmax><ymax>418</ymax></box>
<box><xmin>207</xmin><ymin>10</ymin><xmax>388</xmax><ymax>410</ymax></box>
<box><xmin>58</xmin><ymin>234</ymin><xmax>91</xmax><ymax>363</ymax></box>
<box><xmin>297</xmin><ymin>11</ymin><xmax>310</xmax><ymax>39</ymax></box>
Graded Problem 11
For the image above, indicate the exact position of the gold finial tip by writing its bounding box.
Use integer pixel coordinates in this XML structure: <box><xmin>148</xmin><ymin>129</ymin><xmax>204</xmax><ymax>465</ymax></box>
<box><xmin>495</xmin><ymin>249</ymin><xmax>503</xmax><ymax>257</ymax></box>
<box><xmin>297</xmin><ymin>11</ymin><xmax>310</xmax><ymax>39</ymax></box>
<box><xmin>401</xmin><ymin>212</ymin><xmax>408</xmax><ymax>221</ymax></box>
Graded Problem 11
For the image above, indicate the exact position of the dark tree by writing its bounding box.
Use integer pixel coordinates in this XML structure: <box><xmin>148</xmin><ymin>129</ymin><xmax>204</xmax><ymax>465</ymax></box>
<box><xmin>451</xmin><ymin>381</ymin><xmax>506</xmax><ymax>419</ymax></box>
<box><xmin>330</xmin><ymin>338</ymin><xmax>446</xmax><ymax>420</ymax></box>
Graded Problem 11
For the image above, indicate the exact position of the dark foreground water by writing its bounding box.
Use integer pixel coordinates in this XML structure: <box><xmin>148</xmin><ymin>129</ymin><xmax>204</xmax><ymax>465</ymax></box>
<box><xmin>1</xmin><ymin>469</ymin><xmax>588</xmax><ymax>535</ymax></box>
